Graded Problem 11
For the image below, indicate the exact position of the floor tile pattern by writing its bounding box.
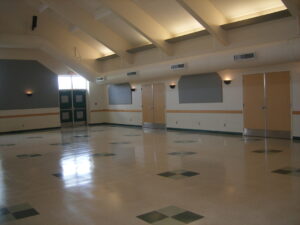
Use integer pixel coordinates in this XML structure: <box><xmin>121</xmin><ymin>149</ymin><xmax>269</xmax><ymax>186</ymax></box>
<box><xmin>137</xmin><ymin>206</ymin><xmax>203</xmax><ymax>224</ymax></box>
<box><xmin>73</xmin><ymin>135</ymin><xmax>89</xmax><ymax>138</ymax></box>
<box><xmin>158</xmin><ymin>170</ymin><xmax>199</xmax><ymax>180</ymax></box>
<box><xmin>16</xmin><ymin>154</ymin><xmax>42</xmax><ymax>158</ymax></box>
<box><xmin>241</xmin><ymin>138</ymin><xmax>262</xmax><ymax>142</ymax></box>
<box><xmin>174</xmin><ymin>140</ymin><xmax>197</xmax><ymax>143</ymax></box>
<box><xmin>92</xmin><ymin>153</ymin><xmax>116</xmax><ymax>157</ymax></box>
<box><xmin>168</xmin><ymin>152</ymin><xmax>196</xmax><ymax>156</ymax></box>
<box><xmin>124</xmin><ymin>134</ymin><xmax>141</xmax><ymax>137</ymax></box>
<box><xmin>50</xmin><ymin>143</ymin><xmax>71</xmax><ymax>146</ymax></box>
<box><xmin>0</xmin><ymin>126</ymin><xmax>299</xmax><ymax>225</ymax></box>
<box><xmin>252</xmin><ymin>149</ymin><xmax>283</xmax><ymax>153</ymax></box>
<box><xmin>0</xmin><ymin>203</ymin><xmax>39</xmax><ymax>223</ymax></box>
<box><xmin>0</xmin><ymin>144</ymin><xmax>15</xmax><ymax>147</ymax></box>
<box><xmin>110</xmin><ymin>141</ymin><xmax>131</xmax><ymax>145</ymax></box>
<box><xmin>273</xmin><ymin>167</ymin><xmax>300</xmax><ymax>177</ymax></box>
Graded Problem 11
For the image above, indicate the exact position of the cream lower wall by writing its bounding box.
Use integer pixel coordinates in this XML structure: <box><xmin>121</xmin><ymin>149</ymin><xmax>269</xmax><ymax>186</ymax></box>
<box><xmin>105</xmin><ymin>112</ymin><xmax>142</xmax><ymax>126</ymax></box>
<box><xmin>89</xmin><ymin>111</ymin><xmax>105</xmax><ymax>124</ymax></box>
<box><xmin>88</xmin><ymin>62</ymin><xmax>300</xmax><ymax>137</ymax></box>
<box><xmin>0</xmin><ymin>108</ymin><xmax>60</xmax><ymax>133</ymax></box>
<box><xmin>167</xmin><ymin>113</ymin><xmax>243</xmax><ymax>133</ymax></box>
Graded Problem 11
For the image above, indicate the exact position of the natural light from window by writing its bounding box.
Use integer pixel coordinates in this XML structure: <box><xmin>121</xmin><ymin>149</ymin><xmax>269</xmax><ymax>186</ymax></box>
<box><xmin>58</xmin><ymin>75</ymin><xmax>88</xmax><ymax>90</ymax></box>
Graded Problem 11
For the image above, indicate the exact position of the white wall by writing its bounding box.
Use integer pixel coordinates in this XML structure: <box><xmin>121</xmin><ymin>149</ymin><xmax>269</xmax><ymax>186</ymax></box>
<box><xmin>88</xmin><ymin>62</ymin><xmax>300</xmax><ymax>137</ymax></box>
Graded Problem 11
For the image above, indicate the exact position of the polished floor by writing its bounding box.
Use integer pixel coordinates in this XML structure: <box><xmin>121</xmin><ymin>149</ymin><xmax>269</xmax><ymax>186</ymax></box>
<box><xmin>0</xmin><ymin>125</ymin><xmax>299</xmax><ymax>225</ymax></box>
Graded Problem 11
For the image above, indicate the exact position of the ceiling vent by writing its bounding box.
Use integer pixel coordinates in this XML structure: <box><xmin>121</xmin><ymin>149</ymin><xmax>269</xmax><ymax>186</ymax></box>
<box><xmin>171</xmin><ymin>63</ymin><xmax>186</xmax><ymax>70</ymax></box>
<box><xmin>96</xmin><ymin>77</ymin><xmax>106</xmax><ymax>83</ymax></box>
<box><xmin>127</xmin><ymin>71</ymin><xmax>138</xmax><ymax>76</ymax></box>
<box><xmin>234</xmin><ymin>52</ymin><xmax>256</xmax><ymax>61</ymax></box>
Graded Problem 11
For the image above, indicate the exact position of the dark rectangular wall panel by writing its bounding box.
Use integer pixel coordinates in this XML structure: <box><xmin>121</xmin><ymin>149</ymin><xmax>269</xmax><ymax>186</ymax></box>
<box><xmin>178</xmin><ymin>73</ymin><xmax>223</xmax><ymax>103</ymax></box>
<box><xmin>108</xmin><ymin>83</ymin><xmax>132</xmax><ymax>105</ymax></box>
<box><xmin>0</xmin><ymin>60</ymin><xmax>59</xmax><ymax>110</ymax></box>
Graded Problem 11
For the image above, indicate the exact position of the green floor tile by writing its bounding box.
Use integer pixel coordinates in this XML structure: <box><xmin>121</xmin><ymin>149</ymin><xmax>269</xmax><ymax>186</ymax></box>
<box><xmin>8</xmin><ymin>203</ymin><xmax>32</xmax><ymax>213</ymax></box>
<box><xmin>153</xmin><ymin>218</ymin><xmax>185</xmax><ymax>225</ymax></box>
<box><xmin>157</xmin><ymin>206</ymin><xmax>186</xmax><ymax>217</ymax></box>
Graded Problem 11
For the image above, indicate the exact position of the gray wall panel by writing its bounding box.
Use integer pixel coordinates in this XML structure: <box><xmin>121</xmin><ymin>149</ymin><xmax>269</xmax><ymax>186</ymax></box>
<box><xmin>108</xmin><ymin>83</ymin><xmax>132</xmax><ymax>105</ymax></box>
<box><xmin>178</xmin><ymin>73</ymin><xmax>223</xmax><ymax>103</ymax></box>
<box><xmin>0</xmin><ymin>60</ymin><xmax>59</xmax><ymax>110</ymax></box>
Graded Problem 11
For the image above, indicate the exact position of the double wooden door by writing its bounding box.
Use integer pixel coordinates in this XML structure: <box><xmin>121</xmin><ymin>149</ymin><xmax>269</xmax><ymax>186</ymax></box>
<box><xmin>243</xmin><ymin>71</ymin><xmax>291</xmax><ymax>138</ymax></box>
<box><xmin>142</xmin><ymin>83</ymin><xmax>165</xmax><ymax>128</ymax></box>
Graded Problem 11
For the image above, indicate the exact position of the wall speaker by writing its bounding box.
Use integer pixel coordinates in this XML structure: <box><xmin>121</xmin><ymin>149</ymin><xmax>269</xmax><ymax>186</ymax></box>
<box><xmin>32</xmin><ymin>16</ymin><xmax>38</xmax><ymax>31</ymax></box>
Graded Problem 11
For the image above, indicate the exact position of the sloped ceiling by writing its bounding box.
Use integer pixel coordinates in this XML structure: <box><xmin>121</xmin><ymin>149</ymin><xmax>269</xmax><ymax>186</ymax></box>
<box><xmin>0</xmin><ymin>0</ymin><xmax>294</xmax><ymax>81</ymax></box>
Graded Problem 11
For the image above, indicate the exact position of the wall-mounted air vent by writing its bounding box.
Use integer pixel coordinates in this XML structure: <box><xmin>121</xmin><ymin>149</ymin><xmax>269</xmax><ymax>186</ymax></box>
<box><xmin>96</xmin><ymin>77</ymin><xmax>105</xmax><ymax>83</ymax></box>
<box><xmin>127</xmin><ymin>71</ymin><xmax>138</xmax><ymax>76</ymax></box>
<box><xmin>171</xmin><ymin>63</ymin><xmax>186</xmax><ymax>70</ymax></box>
<box><xmin>234</xmin><ymin>53</ymin><xmax>256</xmax><ymax>61</ymax></box>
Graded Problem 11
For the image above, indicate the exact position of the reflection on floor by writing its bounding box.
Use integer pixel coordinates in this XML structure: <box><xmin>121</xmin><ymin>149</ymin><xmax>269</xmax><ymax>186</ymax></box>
<box><xmin>0</xmin><ymin>125</ymin><xmax>299</xmax><ymax>225</ymax></box>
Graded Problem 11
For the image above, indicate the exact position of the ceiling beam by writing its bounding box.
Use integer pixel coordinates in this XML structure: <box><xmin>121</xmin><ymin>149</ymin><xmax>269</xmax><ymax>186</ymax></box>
<box><xmin>99</xmin><ymin>0</ymin><xmax>173</xmax><ymax>55</ymax></box>
<box><xmin>0</xmin><ymin>34</ymin><xmax>100</xmax><ymax>81</ymax></box>
<box><xmin>282</xmin><ymin>0</ymin><xmax>300</xmax><ymax>17</ymax></box>
<box><xmin>176</xmin><ymin>0</ymin><xmax>229</xmax><ymax>45</ymax></box>
<box><xmin>37</xmin><ymin>0</ymin><xmax>133</xmax><ymax>63</ymax></box>
<box><xmin>282</xmin><ymin>0</ymin><xmax>300</xmax><ymax>34</ymax></box>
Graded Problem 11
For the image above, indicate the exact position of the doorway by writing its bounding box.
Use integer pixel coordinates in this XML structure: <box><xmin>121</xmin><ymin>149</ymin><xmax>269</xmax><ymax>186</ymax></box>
<box><xmin>243</xmin><ymin>71</ymin><xmax>291</xmax><ymax>139</ymax></box>
<box><xmin>59</xmin><ymin>89</ymin><xmax>87</xmax><ymax>126</ymax></box>
<box><xmin>142</xmin><ymin>83</ymin><xmax>166</xmax><ymax>129</ymax></box>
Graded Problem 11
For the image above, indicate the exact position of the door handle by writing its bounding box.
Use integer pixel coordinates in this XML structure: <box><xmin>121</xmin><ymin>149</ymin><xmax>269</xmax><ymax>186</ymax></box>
<box><xmin>261</xmin><ymin>106</ymin><xmax>267</xmax><ymax>110</ymax></box>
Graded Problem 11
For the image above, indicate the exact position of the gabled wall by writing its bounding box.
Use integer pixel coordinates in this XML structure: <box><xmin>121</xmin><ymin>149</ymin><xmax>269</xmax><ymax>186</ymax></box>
<box><xmin>0</xmin><ymin>60</ymin><xmax>60</xmax><ymax>132</ymax></box>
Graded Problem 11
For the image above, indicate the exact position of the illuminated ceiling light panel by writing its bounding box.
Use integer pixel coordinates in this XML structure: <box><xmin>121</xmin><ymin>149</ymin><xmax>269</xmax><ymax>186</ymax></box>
<box><xmin>210</xmin><ymin>0</ymin><xmax>287</xmax><ymax>23</ymax></box>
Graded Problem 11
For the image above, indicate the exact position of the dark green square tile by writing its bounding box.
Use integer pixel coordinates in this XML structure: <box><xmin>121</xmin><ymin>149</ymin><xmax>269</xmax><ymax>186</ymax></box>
<box><xmin>181</xmin><ymin>171</ymin><xmax>199</xmax><ymax>177</ymax></box>
<box><xmin>53</xmin><ymin>173</ymin><xmax>63</xmax><ymax>178</ymax></box>
<box><xmin>8</xmin><ymin>203</ymin><xmax>32</xmax><ymax>213</ymax></box>
<box><xmin>30</xmin><ymin>154</ymin><xmax>42</xmax><ymax>157</ymax></box>
<box><xmin>185</xmin><ymin>152</ymin><xmax>196</xmax><ymax>155</ymax></box>
<box><xmin>253</xmin><ymin>149</ymin><xmax>282</xmax><ymax>153</ymax></box>
<box><xmin>153</xmin><ymin>218</ymin><xmax>185</xmax><ymax>225</ymax></box>
<box><xmin>272</xmin><ymin>169</ymin><xmax>291</xmax><ymax>174</ymax></box>
<box><xmin>172</xmin><ymin>211</ymin><xmax>204</xmax><ymax>223</ymax></box>
<box><xmin>157</xmin><ymin>206</ymin><xmax>186</xmax><ymax>217</ymax></box>
<box><xmin>137</xmin><ymin>211</ymin><xmax>168</xmax><ymax>223</ymax></box>
<box><xmin>93</xmin><ymin>153</ymin><xmax>115</xmax><ymax>157</ymax></box>
<box><xmin>12</xmin><ymin>208</ymin><xmax>39</xmax><ymax>219</ymax></box>
<box><xmin>158</xmin><ymin>172</ymin><xmax>176</xmax><ymax>177</ymax></box>
<box><xmin>0</xmin><ymin>144</ymin><xmax>15</xmax><ymax>147</ymax></box>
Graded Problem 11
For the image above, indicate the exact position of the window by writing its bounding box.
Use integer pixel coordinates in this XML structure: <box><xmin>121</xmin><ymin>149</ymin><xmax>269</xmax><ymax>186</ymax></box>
<box><xmin>58</xmin><ymin>75</ymin><xmax>88</xmax><ymax>90</ymax></box>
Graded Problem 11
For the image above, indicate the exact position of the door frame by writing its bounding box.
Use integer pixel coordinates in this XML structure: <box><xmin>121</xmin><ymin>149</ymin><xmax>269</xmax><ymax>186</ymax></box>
<box><xmin>141</xmin><ymin>82</ymin><xmax>166</xmax><ymax>129</ymax></box>
<box><xmin>59</xmin><ymin>89</ymin><xmax>88</xmax><ymax>127</ymax></box>
<box><xmin>242</xmin><ymin>71</ymin><xmax>292</xmax><ymax>139</ymax></box>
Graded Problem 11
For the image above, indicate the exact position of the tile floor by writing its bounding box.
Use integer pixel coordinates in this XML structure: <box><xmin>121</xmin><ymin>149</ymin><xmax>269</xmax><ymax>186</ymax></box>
<box><xmin>158</xmin><ymin>170</ymin><xmax>199</xmax><ymax>180</ymax></box>
<box><xmin>0</xmin><ymin>125</ymin><xmax>299</xmax><ymax>225</ymax></box>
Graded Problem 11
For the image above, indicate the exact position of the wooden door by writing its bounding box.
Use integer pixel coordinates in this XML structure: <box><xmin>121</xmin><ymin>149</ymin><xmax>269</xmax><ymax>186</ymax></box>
<box><xmin>153</xmin><ymin>83</ymin><xmax>165</xmax><ymax>124</ymax></box>
<box><xmin>243</xmin><ymin>74</ymin><xmax>265</xmax><ymax>136</ymax></box>
<box><xmin>142</xmin><ymin>84</ymin><xmax>154</xmax><ymax>123</ymax></box>
<box><xmin>265</xmin><ymin>71</ymin><xmax>291</xmax><ymax>138</ymax></box>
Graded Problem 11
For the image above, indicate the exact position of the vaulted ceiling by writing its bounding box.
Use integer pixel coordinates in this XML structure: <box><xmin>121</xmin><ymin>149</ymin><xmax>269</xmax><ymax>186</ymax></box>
<box><xmin>0</xmin><ymin>0</ymin><xmax>299</xmax><ymax>81</ymax></box>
